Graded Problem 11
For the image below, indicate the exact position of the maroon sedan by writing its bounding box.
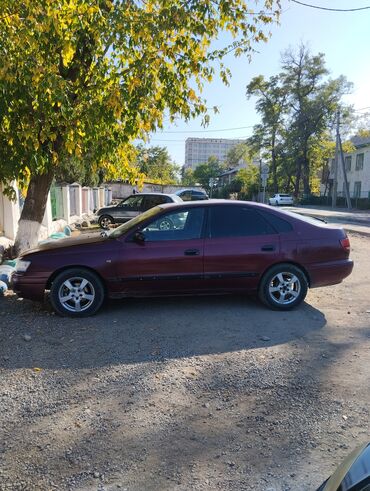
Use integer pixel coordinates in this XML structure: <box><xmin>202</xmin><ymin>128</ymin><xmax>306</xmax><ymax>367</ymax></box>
<box><xmin>12</xmin><ymin>200</ymin><xmax>353</xmax><ymax>317</ymax></box>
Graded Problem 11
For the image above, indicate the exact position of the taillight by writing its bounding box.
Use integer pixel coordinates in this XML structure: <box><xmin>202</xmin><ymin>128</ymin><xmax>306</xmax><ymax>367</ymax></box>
<box><xmin>340</xmin><ymin>237</ymin><xmax>350</xmax><ymax>251</ymax></box>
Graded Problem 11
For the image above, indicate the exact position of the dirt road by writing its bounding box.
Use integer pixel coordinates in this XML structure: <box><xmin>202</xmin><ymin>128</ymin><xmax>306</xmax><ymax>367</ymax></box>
<box><xmin>0</xmin><ymin>234</ymin><xmax>369</xmax><ymax>491</ymax></box>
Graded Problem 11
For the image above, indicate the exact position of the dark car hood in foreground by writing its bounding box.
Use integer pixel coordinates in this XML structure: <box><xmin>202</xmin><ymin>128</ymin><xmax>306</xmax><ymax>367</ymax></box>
<box><xmin>24</xmin><ymin>233</ymin><xmax>107</xmax><ymax>255</ymax></box>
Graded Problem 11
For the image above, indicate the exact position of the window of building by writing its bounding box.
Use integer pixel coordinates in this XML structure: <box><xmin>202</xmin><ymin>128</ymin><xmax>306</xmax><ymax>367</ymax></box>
<box><xmin>345</xmin><ymin>156</ymin><xmax>352</xmax><ymax>171</ymax></box>
<box><xmin>355</xmin><ymin>153</ymin><xmax>364</xmax><ymax>170</ymax></box>
<box><xmin>354</xmin><ymin>181</ymin><xmax>362</xmax><ymax>198</ymax></box>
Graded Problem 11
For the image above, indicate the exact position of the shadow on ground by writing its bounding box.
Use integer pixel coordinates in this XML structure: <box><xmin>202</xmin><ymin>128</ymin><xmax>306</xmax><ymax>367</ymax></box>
<box><xmin>0</xmin><ymin>293</ymin><xmax>326</xmax><ymax>370</ymax></box>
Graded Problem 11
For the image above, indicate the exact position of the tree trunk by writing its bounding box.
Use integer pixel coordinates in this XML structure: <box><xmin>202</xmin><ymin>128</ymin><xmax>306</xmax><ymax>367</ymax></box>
<box><xmin>294</xmin><ymin>158</ymin><xmax>302</xmax><ymax>197</ymax></box>
<box><xmin>302</xmin><ymin>154</ymin><xmax>311</xmax><ymax>197</ymax></box>
<box><xmin>271</xmin><ymin>132</ymin><xmax>278</xmax><ymax>193</ymax></box>
<box><xmin>14</xmin><ymin>170</ymin><xmax>54</xmax><ymax>255</ymax></box>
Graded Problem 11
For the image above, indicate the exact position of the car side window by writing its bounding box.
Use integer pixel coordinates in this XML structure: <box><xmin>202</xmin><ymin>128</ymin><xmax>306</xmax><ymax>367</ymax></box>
<box><xmin>180</xmin><ymin>191</ymin><xmax>192</xmax><ymax>201</ymax></box>
<box><xmin>141</xmin><ymin>207</ymin><xmax>205</xmax><ymax>241</ymax></box>
<box><xmin>142</xmin><ymin>195</ymin><xmax>167</xmax><ymax>211</ymax></box>
<box><xmin>120</xmin><ymin>196</ymin><xmax>144</xmax><ymax>210</ymax></box>
<box><xmin>209</xmin><ymin>206</ymin><xmax>276</xmax><ymax>238</ymax></box>
<box><xmin>259</xmin><ymin>210</ymin><xmax>293</xmax><ymax>233</ymax></box>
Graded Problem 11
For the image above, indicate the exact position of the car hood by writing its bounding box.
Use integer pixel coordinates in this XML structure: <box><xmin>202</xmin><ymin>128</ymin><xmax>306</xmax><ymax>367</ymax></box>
<box><xmin>23</xmin><ymin>233</ymin><xmax>108</xmax><ymax>256</ymax></box>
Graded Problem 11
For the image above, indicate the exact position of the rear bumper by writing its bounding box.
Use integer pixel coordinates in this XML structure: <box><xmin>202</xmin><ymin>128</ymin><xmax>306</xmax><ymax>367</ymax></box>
<box><xmin>307</xmin><ymin>259</ymin><xmax>354</xmax><ymax>288</ymax></box>
<box><xmin>12</xmin><ymin>272</ymin><xmax>48</xmax><ymax>301</ymax></box>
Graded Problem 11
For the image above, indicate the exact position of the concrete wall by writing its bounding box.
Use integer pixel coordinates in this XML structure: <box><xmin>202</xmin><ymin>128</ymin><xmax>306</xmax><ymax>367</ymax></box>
<box><xmin>108</xmin><ymin>182</ymin><xmax>206</xmax><ymax>199</ymax></box>
<box><xmin>0</xmin><ymin>183</ymin><xmax>20</xmax><ymax>240</ymax></box>
<box><xmin>0</xmin><ymin>181</ymin><xmax>111</xmax><ymax>244</ymax></box>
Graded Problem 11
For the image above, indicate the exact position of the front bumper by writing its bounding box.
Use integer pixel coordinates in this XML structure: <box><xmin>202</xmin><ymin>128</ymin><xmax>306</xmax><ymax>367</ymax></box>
<box><xmin>12</xmin><ymin>272</ymin><xmax>48</xmax><ymax>301</ymax></box>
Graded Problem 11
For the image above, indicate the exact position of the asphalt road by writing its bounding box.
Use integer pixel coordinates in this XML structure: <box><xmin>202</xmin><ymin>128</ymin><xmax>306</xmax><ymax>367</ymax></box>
<box><xmin>0</xmin><ymin>233</ymin><xmax>369</xmax><ymax>491</ymax></box>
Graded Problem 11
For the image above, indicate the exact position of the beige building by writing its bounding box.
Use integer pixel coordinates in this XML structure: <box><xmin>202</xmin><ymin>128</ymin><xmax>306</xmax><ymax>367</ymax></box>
<box><xmin>325</xmin><ymin>135</ymin><xmax>370</xmax><ymax>199</ymax></box>
<box><xmin>184</xmin><ymin>137</ymin><xmax>246</xmax><ymax>170</ymax></box>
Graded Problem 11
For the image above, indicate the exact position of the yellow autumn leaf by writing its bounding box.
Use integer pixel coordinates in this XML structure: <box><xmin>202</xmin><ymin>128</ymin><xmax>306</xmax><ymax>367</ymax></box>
<box><xmin>188</xmin><ymin>89</ymin><xmax>197</xmax><ymax>101</ymax></box>
<box><xmin>61</xmin><ymin>41</ymin><xmax>75</xmax><ymax>67</ymax></box>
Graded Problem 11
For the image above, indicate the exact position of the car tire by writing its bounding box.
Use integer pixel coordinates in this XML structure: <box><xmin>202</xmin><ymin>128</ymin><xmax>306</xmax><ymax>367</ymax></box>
<box><xmin>99</xmin><ymin>215</ymin><xmax>114</xmax><ymax>229</ymax></box>
<box><xmin>158</xmin><ymin>217</ymin><xmax>174</xmax><ymax>231</ymax></box>
<box><xmin>258</xmin><ymin>263</ymin><xmax>308</xmax><ymax>310</ymax></box>
<box><xmin>50</xmin><ymin>268</ymin><xmax>105</xmax><ymax>317</ymax></box>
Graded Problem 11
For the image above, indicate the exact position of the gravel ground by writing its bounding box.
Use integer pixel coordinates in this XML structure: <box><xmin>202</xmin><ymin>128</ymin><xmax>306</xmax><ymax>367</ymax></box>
<box><xmin>0</xmin><ymin>233</ymin><xmax>369</xmax><ymax>491</ymax></box>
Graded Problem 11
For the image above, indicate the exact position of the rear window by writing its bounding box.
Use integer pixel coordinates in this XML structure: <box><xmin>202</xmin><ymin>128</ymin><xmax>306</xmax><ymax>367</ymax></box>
<box><xmin>279</xmin><ymin>194</ymin><xmax>291</xmax><ymax>198</ymax></box>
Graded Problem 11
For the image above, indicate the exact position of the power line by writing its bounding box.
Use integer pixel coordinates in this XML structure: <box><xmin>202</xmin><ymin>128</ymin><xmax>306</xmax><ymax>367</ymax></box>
<box><xmin>353</xmin><ymin>106</ymin><xmax>370</xmax><ymax>112</ymax></box>
<box><xmin>290</xmin><ymin>0</ymin><xmax>370</xmax><ymax>12</ymax></box>
<box><xmin>149</xmin><ymin>134</ymin><xmax>252</xmax><ymax>142</ymax></box>
<box><xmin>157</xmin><ymin>125</ymin><xmax>254</xmax><ymax>134</ymax></box>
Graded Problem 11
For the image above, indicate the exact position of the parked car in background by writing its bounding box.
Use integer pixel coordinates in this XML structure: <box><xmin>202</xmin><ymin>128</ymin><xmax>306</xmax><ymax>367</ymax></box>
<box><xmin>269</xmin><ymin>193</ymin><xmax>294</xmax><ymax>206</ymax></box>
<box><xmin>175</xmin><ymin>189</ymin><xmax>209</xmax><ymax>201</ymax></box>
<box><xmin>13</xmin><ymin>200</ymin><xmax>353</xmax><ymax>317</ymax></box>
<box><xmin>96</xmin><ymin>192</ymin><xmax>183</xmax><ymax>229</ymax></box>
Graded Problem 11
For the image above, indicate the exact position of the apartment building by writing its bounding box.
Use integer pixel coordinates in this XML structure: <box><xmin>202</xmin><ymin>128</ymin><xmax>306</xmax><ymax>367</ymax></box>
<box><xmin>184</xmin><ymin>137</ymin><xmax>246</xmax><ymax>170</ymax></box>
<box><xmin>326</xmin><ymin>135</ymin><xmax>370</xmax><ymax>199</ymax></box>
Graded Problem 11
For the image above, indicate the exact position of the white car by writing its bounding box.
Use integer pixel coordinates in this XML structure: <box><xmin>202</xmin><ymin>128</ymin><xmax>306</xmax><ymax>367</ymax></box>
<box><xmin>269</xmin><ymin>193</ymin><xmax>294</xmax><ymax>206</ymax></box>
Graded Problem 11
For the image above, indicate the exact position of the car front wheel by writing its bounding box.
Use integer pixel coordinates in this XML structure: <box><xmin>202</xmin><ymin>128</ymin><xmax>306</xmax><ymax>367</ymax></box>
<box><xmin>99</xmin><ymin>215</ymin><xmax>114</xmax><ymax>229</ymax></box>
<box><xmin>259</xmin><ymin>264</ymin><xmax>308</xmax><ymax>310</ymax></box>
<box><xmin>50</xmin><ymin>268</ymin><xmax>105</xmax><ymax>317</ymax></box>
<box><xmin>158</xmin><ymin>218</ymin><xmax>174</xmax><ymax>230</ymax></box>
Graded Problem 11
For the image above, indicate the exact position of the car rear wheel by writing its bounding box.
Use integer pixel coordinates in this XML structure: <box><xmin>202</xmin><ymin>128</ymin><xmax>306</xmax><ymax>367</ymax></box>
<box><xmin>99</xmin><ymin>215</ymin><xmax>114</xmax><ymax>229</ymax></box>
<box><xmin>259</xmin><ymin>264</ymin><xmax>308</xmax><ymax>310</ymax></box>
<box><xmin>50</xmin><ymin>268</ymin><xmax>105</xmax><ymax>317</ymax></box>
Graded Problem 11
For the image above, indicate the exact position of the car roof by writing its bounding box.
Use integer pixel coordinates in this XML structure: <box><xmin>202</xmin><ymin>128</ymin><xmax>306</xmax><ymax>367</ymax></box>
<box><xmin>157</xmin><ymin>199</ymin><xmax>272</xmax><ymax>210</ymax></box>
<box><xmin>175</xmin><ymin>188</ymin><xmax>206</xmax><ymax>193</ymax></box>
<box><xmin>130</xmin><ymin>192</ymin><xmax>177</xmax><ymax>197</ymax></box>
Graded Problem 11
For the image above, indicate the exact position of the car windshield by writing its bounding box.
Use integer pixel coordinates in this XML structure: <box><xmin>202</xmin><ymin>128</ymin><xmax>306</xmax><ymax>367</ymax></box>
<box><xmin>108</xmin><ymin>206</ymin><xmax>163</xmax><ymax>238</ymax></box>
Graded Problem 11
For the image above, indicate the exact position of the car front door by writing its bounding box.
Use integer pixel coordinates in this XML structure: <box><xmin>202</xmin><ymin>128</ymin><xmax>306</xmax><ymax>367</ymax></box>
<box><xmin>203</xmin><ymin>205</ymin><xmax>282</xmax><ymax>292</ymax></box>
<box><xmin>112</xmin><ymin>207</ymin><xmax>206</xmax><ymax>296</ymax></box>
<box><xmin>114</xmin><ymin>195</ymin><xmax>145</xmax><ymax>223</ymax></box>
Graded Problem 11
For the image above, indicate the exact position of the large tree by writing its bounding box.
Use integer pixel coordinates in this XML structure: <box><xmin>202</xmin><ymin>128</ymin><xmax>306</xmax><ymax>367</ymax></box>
<box><xmin>0</xmin><ymin>0</ymin><xmax>281</xmax><ymax>254</ymax></box>
<box><xmin>281</xmin><ymin>45</ymin><xmax>351</xmax><ymax>196</ymax></box>
<box><xmin>247</xmin><ymin>44</ymin><xmax>351</xmax><ymax>197</ymax></box>
<box><xmin>246</xmin><ymin>75</ymin><xmax>287</xmax><ymax>193</ymax></box>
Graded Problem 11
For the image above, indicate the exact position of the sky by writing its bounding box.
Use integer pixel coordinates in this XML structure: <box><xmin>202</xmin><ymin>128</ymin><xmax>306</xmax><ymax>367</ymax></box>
<box><xmin>143</xmin><ymin>0</ymin><xmax>370</xmax><ymax>166</ymax></box>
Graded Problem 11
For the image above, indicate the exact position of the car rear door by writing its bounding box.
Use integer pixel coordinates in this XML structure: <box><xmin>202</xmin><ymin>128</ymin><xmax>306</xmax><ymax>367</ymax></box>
<box><xmin>142</xmin><ymin>195</ymin><xmax>169</xmax><ymax>211</ymax></box>
<box><xmin>203</xmin><ymin>205</ymin><xmax>281</xmax><ymax>292</ymax></box>
<box><xmin>112</xmin><ymin>206</ymin><xmax>206</xmax><ymax>295</ymax></box>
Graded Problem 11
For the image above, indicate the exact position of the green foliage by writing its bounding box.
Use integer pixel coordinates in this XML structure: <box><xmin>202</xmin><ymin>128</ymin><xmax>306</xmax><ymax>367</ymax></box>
<box><xmin>193</xmin><ymin>157</ymin><xmax>224</xmax><ymax>191</ymax></box>
<box><xmin>135</xmin><ymin>145</ymin><xmax>180</xmax><ymax>184</ymax></box>
<box><xmin>225</xmin><ymin>142</ymin><xmax>251</xmax><ymax>168</ymax></box>
<box><xmin>234</xmin><ymin>166</ymin><xmax>260</xmax><ymax>199</ymax></box>
<box><xmin>181</xmin><ymin>167</ymin><xmax>196</xmax><ymax>186</ymax></box>
<box><xmin>0</xmin><ymin>0</ymin><xmax>281</xmax><ymax>192</ymax></box>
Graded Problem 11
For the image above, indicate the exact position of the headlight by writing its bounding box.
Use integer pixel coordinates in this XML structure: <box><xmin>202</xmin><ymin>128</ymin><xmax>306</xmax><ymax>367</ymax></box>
<box><xmin>16</xmin><ymin>259</ymin><xmax>31</xmax><ymax>273</ymax></box>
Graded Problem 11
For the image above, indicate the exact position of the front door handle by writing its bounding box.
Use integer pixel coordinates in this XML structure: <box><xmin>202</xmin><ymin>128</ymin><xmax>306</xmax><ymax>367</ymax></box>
<box><xmin>261</xmin><ymin>244</ymin><xmax>276</xmax><ymax>252</ymax></box>
<box><xmin>184</xmin><ymin>249</ymin><xmax>200</xmax><ymax>256</ymax></box>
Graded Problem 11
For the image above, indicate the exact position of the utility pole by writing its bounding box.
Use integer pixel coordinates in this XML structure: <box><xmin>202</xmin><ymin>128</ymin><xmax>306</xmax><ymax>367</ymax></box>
<box><xmin>332</xmin><ymin>110</ymin><xmax>339</xmax><ymax>208</ymax></box>
<box><xmin>339</xmin><ymin>132</ymin><xmax>352</xmax><ymax>209</ymax></box>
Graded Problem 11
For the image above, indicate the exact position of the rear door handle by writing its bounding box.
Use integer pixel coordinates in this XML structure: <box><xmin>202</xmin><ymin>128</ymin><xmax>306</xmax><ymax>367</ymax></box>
<box><xmin>261</xmin><ymin>244</ymin><xmax>276</xmax><ymax>252</ymax></box>
<box><xmin>184</xmin><ymin>249</ymin><xmax>200</xmax><ymax>256</ymax></box>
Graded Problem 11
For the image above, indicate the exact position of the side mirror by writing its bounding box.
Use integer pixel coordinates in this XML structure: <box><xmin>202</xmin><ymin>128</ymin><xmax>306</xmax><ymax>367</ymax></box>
<box><xmin>133</xmin><ymin>231</ymin><xmax>146</xmax><ymax>244</ymax></box>
<box><xmin>317</xmin><ymin>442</ymin><xmax>370</xmax><ymax>490</ymax></box>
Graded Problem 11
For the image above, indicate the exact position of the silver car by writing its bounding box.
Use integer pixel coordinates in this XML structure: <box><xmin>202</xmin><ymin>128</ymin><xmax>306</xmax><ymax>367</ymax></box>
<box><xmin>97</xmin><ymin>193</ymin><xmax>183</xmax><ymax>229</ymax></box>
